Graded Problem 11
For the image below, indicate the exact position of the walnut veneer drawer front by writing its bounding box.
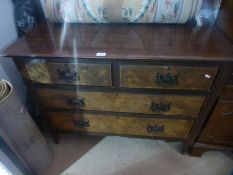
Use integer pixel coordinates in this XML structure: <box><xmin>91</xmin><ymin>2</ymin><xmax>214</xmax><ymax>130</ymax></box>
<box><xmin>25</xmin><ymin>61</ymin><xmax>112</xmax><ymax>86</ymax></box>
<box><xmin>37</xmin><ymin>88</ymin><xmax>205</xmax><ymax>116</ymax></box>
<box><xmin>48</xmin><ymin>112</ymin><xmax>194</xmax><ymax>139</ymax></box>
<box><xmin>120</xmin><ymin>65</ymin><xmax>218</xmax><ymax>90</ymax></box>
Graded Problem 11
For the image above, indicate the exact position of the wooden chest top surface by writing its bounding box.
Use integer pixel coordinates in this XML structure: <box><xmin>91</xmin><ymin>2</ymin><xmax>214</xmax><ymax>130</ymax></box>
<box><xmin>3</xmin><ymin>22</ymin><xmax>233</xmax><ymax>61</ymax></box>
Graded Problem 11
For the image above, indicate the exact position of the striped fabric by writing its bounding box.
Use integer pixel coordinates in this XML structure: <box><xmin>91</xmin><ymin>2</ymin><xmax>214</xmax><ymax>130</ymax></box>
<box><xmin>46</xmin><ymin>0</ymin><xmax>203</xmax><ymax>23</ymax></box>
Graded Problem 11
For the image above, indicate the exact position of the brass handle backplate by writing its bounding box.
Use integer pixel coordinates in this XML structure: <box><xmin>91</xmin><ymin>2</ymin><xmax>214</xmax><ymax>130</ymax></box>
<box><xmin>147</xmin><ymin>125</ymin><xmax>165</xmax><ymax>133</ymax></box>
<box><xmin>73</xmin><ymin>120</ymin><xmax>89</xmax><ymax>129</ymax></box>
<box><xmin>67</xmin><ymin>98</ymin><xmax>86</xmax><ymax>108</ymax></box>
<box><xmin>57</xmin><ymin>64</ymin><xmax>80</xmax><ymax>82</ymax></box>
<box><xmin>151</xmin><ymin>102</ymin><xmax>171</xmax><ymax>113</ymax></box>
<box><xmin>155</xmin><ymin>73</ymin><xmax>178</xmax><ymax>86</ymax></box>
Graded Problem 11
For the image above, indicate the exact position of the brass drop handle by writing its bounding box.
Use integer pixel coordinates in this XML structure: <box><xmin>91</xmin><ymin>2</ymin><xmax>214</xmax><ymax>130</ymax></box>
<box><xmin>147</xmin><ymin>125</ymin><xmax>165</xmax><ymax>133</ymax></box>
<box><xmin>67</xmin><ymin>98</ymin><xmax>86</xmax><ymax>108</ymax></box>
<box><xmin>73</xmin><ymin>120</ymin><xmax>89</xmax><ymax>129</ymax></box>
<box><xmin>155</xmin><ymin>73</ymin><xmax>178</xmax><ymax>86</ymax></box>
<box><xmin>151</xmin><ymin>102</ymin><xmax>171</xmax><ymax>113</ymax></box>
<box><xmin>57</xmin><ymin>64</ymin><xmax>80</xmax><ymax>82</ymax></box>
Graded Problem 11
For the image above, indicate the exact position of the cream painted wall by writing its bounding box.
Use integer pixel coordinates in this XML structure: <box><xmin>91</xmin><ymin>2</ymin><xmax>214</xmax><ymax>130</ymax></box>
<box><xmin>40</xmin><ymin>0</ymin><xmax>47</xmax><ymax>17</ymax></box>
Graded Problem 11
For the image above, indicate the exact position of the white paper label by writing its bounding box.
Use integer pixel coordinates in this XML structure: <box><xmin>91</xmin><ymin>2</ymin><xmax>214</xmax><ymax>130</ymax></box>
<box><xmin>96</xmin><ymin>52</ymin><xmax>107</xmax><ymax>57</ymax></box>
<box><xmin>205</xmin><ymin>74</ymin><xmax>211</xmax><ymax>79</ymax></box>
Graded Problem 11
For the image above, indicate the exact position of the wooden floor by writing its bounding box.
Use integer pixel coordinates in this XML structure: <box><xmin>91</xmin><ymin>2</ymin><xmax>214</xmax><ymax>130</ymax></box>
<box><xmin>42</xmin><ymin>135</ymin><xmax>233</xmax><ymax>175</ymax></box>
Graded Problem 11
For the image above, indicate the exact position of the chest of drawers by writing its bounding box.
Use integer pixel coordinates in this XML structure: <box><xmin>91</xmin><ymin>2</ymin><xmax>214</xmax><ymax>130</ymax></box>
<box><xmin>4</xmin><ymin>22</ymin><xmax>233</xmax><ymax>154</ymax></box>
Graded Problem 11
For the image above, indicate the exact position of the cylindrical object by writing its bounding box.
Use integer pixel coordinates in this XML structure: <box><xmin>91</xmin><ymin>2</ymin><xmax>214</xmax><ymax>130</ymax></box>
<box><xmin>0</xmin><ymin>80</ymin><xmax>52</xmax><ymax>175</ymax></box>
<box><xmin>46</xmin><ymin>0</ymin><xmax>203</xmax><ymax>23</ymax></box>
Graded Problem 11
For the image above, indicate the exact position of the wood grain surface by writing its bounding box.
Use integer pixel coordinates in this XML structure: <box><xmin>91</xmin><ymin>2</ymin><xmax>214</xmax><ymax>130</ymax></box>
<box><xmin>37</xmin><ymin>88</ymin><xmax>205</xmax><ymax>117</ymax></box>
<box><xmin>25</xmin><ymin>61</ymin><xmax>112</xmax><ymax>86</ymax></box>
<box><xmin>199</xmin><ymin>100</ymin><xmax>233</xmax><ymax>146</ymax></box>
<box><xmin>3</xmin><ymin>22</ymin><xmax>233</xmax><ymax>61</ymax></box>
<box><xmin>48</xmin><ymin>112</ymin><xmax>194</xmax><ymax>139</ymax></box>
<box><xmin>217</xmin><ymin>0</ymin><xmax>233</xmax><ymax>41</ymax></box>
<box><xmin>120</xmin><ymin>65</ymin><xmax>218</xmax><ymax>90</ymax></box>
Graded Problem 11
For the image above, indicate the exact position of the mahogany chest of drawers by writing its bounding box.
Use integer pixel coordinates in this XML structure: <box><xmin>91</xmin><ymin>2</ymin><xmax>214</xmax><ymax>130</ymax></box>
<box><xmin>3</xmin><ymin>22</ymin><xmax>233</xmax><ymax>154</ymax></box>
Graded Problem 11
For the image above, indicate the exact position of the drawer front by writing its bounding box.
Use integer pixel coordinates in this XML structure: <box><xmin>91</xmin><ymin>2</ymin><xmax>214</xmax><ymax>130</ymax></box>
<box><xmin>48</xmin><ymin>112</ymin><xmax>193</xmax><ymax>139</ymax></box>
<box><xmin>120</xmin><ymin>65</ymin><xmax>218</xmax><ymax>90</ymax></box>
<box><xmin>220</xmin><ymin>87</ymin><xmax>233</xmax><ymax>100</ymax></box>
<box><xmin>199</xmin><ymin>101</ymin><xmax>233</xmax><ymax>145</ymax></box>
<box><xmin>25</xmin><ymin>61</ymin><xmax>112</xmax><ymax>86</ymax></box>
<box><xmin>37</xmin><ymin>88</ymin><xmax>205</xmax><ymax>116</ymax></box>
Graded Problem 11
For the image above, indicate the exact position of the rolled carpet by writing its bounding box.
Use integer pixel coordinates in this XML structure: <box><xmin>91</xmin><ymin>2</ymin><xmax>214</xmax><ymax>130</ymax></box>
<box><xmin>46</xmin><ymin>0</ymin><xmax>203</xmax><ymax>23</ymax></box>
<box><xmin>0</xmin><ymin>80</ymin><xmax>52</xmax><ymax>175</ymax></box>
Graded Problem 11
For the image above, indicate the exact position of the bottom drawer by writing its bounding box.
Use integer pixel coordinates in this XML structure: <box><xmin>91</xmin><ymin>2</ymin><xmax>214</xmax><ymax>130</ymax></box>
<box><xmin>48</xmin><ymin>112</ymin><xmax>193</xmax><ymax>139</ymax></box>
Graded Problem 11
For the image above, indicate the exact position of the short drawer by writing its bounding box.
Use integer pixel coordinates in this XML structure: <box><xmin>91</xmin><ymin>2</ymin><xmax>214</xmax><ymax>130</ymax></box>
<box><xmin>48</xmin><ymin>112</ymin><xmax>194</xmax><ymax>139</ymax></box>
<box><xmin>25</xmin><ymin>61</ymin><xmax>112</xmax><ymax>86</ymax></box>
<box><xmin>120</xmin><ymin>65</ymin><xmax>218</xmax><ymax>90</ymax></box>
<box><xmin>37</xmin><ymin>88</ymin><xmax>205</xmax><ymax>117</ymax></box>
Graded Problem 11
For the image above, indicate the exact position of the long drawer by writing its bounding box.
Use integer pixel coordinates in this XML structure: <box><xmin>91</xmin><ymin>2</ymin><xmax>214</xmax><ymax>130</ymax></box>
<box><xmin>37</xmin><ymin>88</ymin><xmax>205</xmax><ymax>116</ymax></box>
<box><xmin>120</xmin><ymin>65</ymin><xmax>218</xmax><ymax>90</ymax></box>
<box><xmin>25</xmin><ymin>61</ymin><xmax>112</xmax><ymax>86</ymax></box>
<box><xmin>48</xmin><ymin>112</ymin><xmax>194</xmax><ymax>139</ymax></box>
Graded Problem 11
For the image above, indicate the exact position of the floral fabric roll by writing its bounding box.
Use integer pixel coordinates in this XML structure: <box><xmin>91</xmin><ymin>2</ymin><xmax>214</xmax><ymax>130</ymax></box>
<box><xmin>46</xmin><ymin>0</ymin><xmax>203</xmax><ymax>23</ymax></box>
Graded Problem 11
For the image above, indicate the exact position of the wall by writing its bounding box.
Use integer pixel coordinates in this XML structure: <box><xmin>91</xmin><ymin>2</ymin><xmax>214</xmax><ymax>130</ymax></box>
<box><xmin>40</xmin><ymin>0</ymin><xmax>47</xmax><ymax>17</ymax></box>
<box><xmin>0</xmin><ymin>0</ymin><xmax>26</xmax><ymax>103</ymax></box>
<box><xmin>0</xmin><ymin>150</ymin><xmax>23</xmax><ymax>175</ymax></box>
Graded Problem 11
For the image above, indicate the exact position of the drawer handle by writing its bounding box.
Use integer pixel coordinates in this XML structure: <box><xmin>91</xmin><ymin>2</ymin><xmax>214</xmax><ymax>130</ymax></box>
<box><xmin>67</xmin><ymin>98</ymin><xmax>86</xmax><ymax>108</ymax></box>
<box><xmin>155</xmin><ymin>73</ymin><xmax>178</xmax><ymax>86</ymax></box>
<box><xmin>222</xmin><ymin>110</ymin><xmax>233</xmax><ymax>117</ymax></box>
<box><xmin>57</xmin><ymin>65</ymin><xmax>80</xmax><ymax>82</ymax></box>
<box><xmin>73</xmin><ymin>120</ymin><xmax>89</xmax><ymax>129</ymax></box>
<box><xmin>147</xmin><ymin>125</ymin><xmax>165</xmax><ymax>133</ymax></box>
<box><xmin>151</xmin><ymin>102</ymin><xmax>171</xmax><ymax>113</ymax></box>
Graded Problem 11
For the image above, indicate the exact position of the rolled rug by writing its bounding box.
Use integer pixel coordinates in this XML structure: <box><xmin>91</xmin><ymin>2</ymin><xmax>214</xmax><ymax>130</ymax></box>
<box><xmin>46</xmin><ymin>0</ymin><xmax>203</xmax><ymax>23</ymax></box>
<box><xmin>0</xmin><ymin>80</ymin><xmax>52</xmax><ymax>175</ymax></box>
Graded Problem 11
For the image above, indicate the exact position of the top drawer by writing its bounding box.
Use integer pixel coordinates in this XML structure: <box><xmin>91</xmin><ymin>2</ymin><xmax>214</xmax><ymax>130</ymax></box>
<box><xmin>25</xmin><ymin>61</ymin><xmax>112</xmax><ymax>86</ymax></box>
<box><xmin>120</xmin><ymin>65</ymin><xmax>218</xmax><ymax>90</ymax></box>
